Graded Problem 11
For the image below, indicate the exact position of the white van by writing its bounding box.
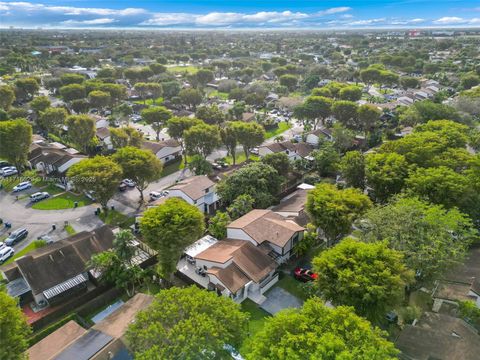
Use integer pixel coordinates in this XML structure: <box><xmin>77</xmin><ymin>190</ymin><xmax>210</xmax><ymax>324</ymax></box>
<box><xmin>0</xmin><ymin>247</ymin><xmax>14</xmax><ymax>263</ymax></box>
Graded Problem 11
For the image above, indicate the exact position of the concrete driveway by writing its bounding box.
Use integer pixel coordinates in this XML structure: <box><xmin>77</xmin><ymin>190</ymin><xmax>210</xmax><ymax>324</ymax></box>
<box><xmin>260</xmin><ymin>287</ymin><xmax>303</xmax><ymax>315</ymax></box>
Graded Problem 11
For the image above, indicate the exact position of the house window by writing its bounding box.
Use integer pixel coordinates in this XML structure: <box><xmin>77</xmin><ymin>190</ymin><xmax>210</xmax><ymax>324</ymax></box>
<box><xmin>193</xmin><ymin>200</ymin><xmax>197</xmax><ymax>204</ymax></box>
<box><xmin>205</xmin><ymin>188</ymin><xmax>209</xmax><ymax>193</ymax></box>
<box><xmin>285</xmin><ymin>150</ymin><xmax>289</xmax><ymax>154</ymax></box>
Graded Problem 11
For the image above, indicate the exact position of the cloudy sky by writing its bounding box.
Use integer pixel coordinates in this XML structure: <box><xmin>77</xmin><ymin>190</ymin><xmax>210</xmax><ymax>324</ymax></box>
<box><xmin>0</xmin><ymin>0</ymin><xmax>479</xmax><ymax>29</ymax></box>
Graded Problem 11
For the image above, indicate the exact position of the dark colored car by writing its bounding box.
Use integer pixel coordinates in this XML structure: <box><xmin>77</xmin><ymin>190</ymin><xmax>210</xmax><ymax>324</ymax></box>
<box><xmin>294</xmin><ymin>267</ymin><xmax>318</xmax><ymax>282</ymax></box>
<box><xmin>5</xmin><ymin>228</ymin><xmax>28</xmax><ymax>246</ymax></box>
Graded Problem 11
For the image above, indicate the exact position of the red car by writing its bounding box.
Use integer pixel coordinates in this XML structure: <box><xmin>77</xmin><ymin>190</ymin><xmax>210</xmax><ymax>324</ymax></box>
<box><xmin>294</xmin><ymin>267</ymin><xmax>318</xmax><ymax>282</ymax></box>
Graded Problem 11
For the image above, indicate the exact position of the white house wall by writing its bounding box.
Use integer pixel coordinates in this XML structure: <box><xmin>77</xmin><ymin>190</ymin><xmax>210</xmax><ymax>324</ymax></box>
<box><xmin>57</xmin><ymin>157</ymin><xmax>84</xmax><ymax>174</ymax></box>
<box><xmin>226</xmin><ymin>228</ymin><xmax>257</xmax><ymax>245</ymax></box>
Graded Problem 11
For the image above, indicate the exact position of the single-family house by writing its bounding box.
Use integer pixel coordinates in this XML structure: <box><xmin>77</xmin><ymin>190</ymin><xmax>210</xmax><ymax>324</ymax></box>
<box><xmin>395</xmin><ymin>312</ymin><xmax>480</xmax><ymax>360</ymax></box>
<box><xmin>272</xmin><ymin>183</ymin><xmax>314</xmax><ymax>226</ymax></box>
<box><xmin>177</xmin><ymin>235</ymin><xmax>279</xmax><ymax>303</ymax></box>
<box><xmin>227</xmin><ymin>209</ymin><xmax>305</xmax><ymax>263</ymax></box>
<box><xmin>305</xmin><ymin>127</ymin><xmax>333</xmax><ymax>147</ymax></box>
<box><xmin>167</xmin><ymin>175</ymin><xmax>220</xmax><ymax>214</ymax></box>
<box><xmin>142</xmin><ymin>139</ymin><xmax>182</xmax><ymax>164</ymax></box>
<box><xmin>28</xmin><ymin>141</ymin><xmax>86</xmax><ymax>188</ymax></box>
<box><xmin>258</xmin><ymin>141</ymin><xmax>313</xmax><ymax>162</ymax></box>
<box><xmin>96</xmin><ymin>127</ymin><xmax>112</xmax><ymax>150</ymax></box>
<box><xmin>432</xmin><ymin>246</ymin><xmax>480</xmax><ymax>310</ymax></box>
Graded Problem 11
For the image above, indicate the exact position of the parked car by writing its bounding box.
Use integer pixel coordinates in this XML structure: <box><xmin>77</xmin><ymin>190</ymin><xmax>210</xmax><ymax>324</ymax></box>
<box><xmin>30</xmin><ymin>192</ymin><xmax>50</xmax><ymax>203</ymax></box>
<box><xmin>84</xmin><ymin>190</ymin><xmax>96</xmax><ymax>201</ymax></box>
<box><xmin>5</xmin><ymin>228</ymin><xmax>28</xmax><ymax>246</ymax></box>
<box><xmin>13</xmin><ymin>181</ymin><xmax>32</xmax><ymax>192</ymax></box>
<box><xmin>0</xmin><ymin>241</ymin><xmax>5</xmax><ymax>250</ymax></box>
<box><xmin>386</xmin><ymin>311</ymin><xmax>398</xmax><ymax>324</ymax></box>
<box><xmin>149</xmin><ymin>191</ymin><xmax>162</xmax><ymax>201</ymax></box>
<box><xmin>294</xmin><ymin>267</ymin><xmax>318</xmax><ymax>282</ymax></box>
<box><xmin>122</xmin><ymin>179</ymin><xmax>136</xmax><ymax>187</ymax></box>
<box><xmin>37</xmin><ymin>234</ymin><xmax>54</xmax><ymax>244</ymax></box>
<box><xmin>0</xmin><ymin>161</ymin><xmax>11</xmax><ymax>169</ymax></box>
<box><xmin>0</xmin><ymin>247</ymin><xmax>14</xmax><ymax>264</ymax></box>
<box><xmin>2</xmin><ymin>167</ymin><xmax>18</xmax><ymax>177</ymax></box>
<box><xmin>250</xmin><ymin>147</ymin><xmax>259</xmax><ymax>155</ymax></box>
<box><xmin>118</xmin><ymin>183</ymin><xmax>127</xmax><ymax>192</ymax></box>
<box><xmin>211</xmin><ymin>162</ymin><xmax>223</xmax><ymax>170</ymax></box>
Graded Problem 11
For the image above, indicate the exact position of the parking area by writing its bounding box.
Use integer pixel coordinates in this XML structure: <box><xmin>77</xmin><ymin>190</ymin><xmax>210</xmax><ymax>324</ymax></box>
<box><xmin>260</xmin><ymin>287</ymin><xmax>303</xmax><ymax>315</ymax></box>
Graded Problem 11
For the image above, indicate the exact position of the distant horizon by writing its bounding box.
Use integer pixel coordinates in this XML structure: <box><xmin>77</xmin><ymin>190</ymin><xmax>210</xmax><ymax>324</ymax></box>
<box><xmin>1</xmin><ymin>1</ymin><xmax>480</xmax><ymax>30</ymax></box>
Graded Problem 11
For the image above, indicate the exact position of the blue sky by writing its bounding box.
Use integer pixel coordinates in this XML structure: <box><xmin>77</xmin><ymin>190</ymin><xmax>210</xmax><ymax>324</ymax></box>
<box><xmin>1</xmin><ymin>1</ymin><xmax>479</xmax><ymax>29</ymax></box>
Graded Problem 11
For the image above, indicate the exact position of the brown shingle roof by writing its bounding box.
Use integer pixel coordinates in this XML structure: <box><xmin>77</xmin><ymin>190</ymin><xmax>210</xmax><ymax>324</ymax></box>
<box><xmin>207</xmin><ymin>264</ymin><xmax>250</xmax><ymax>294</ymax></box>
<box><xmin>96</xmin><ymin>127</ymin><xmax>110</xmax><ymax>140</ymax></box>
<box><xmin>170</xmin><ymin>175</ymin><xmax>215</xmax><ymax>201</ymax></box>
<box><xmin>272</xmin><ymin>189</ymin><xmax>308</xmax><ymax>214</ymax></box>
<box><xmin>14</xmin><ymin>226</ymin><xmax>114</xmax><ymax>295</ymax></box>
<box><xmin>396</xmin><ymin>312</ymin><xmax>480</xmax><ymax>360</ymax></box>
<box><xmin>228</xmin><ymin>209</ymin><xmax>304</xmax><ymax>247</ymax></box>
<box><xmin>142</xmin><ymin>139</ymin><xmax>180</xmax><ymax>154</ymax></box>
<box><xmin>264</xmin><ymin>141</ymin><xmax>296</xmax><ymax>153</ymax></box>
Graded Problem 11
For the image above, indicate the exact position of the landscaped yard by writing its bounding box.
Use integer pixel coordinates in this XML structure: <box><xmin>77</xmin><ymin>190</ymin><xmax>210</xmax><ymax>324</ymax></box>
<box><xmin>134</xmin><ymin>97</ymin><xmax>164</xmax><ymax>106</ymax></box>
<box><xmin>207</xmin><ymin>90</ymin><xmax>229</xmax><ymax>100</ymax></box>
<box><xmin>265</xmin><ymin>122</ymin><xmax>292</xmax><ymax>139</ymax></box>
<box><xmin>161</xmin><ymin>158</ymin><xmax>183</xmax><ymax>177</ymax></box>
<box><xmin>99</xmin><ymin>209</ymin><xmax>136</xmax><ymax>228</ymax></box>
<box><xmin>274</xmin><ymin>274</ymin><xmax>310</xmax><ymax>301</ymax></box>
<box><xmin>239</xmin><ymin>299</ymin><xmax>271</xmax><ymax>355</ymax></box>
<box><xmin>223</xmin><ymin>153</ymin><xmax>259</xmax><ymax>165</ymax></box>
<box><xmin>167</xmin><ymin>65</ymin><xmax>198</xmax><ymax>74</ymax></box>
<box><xmin>31</xmin><ymin>192</ymin><xmax>92</xmax><ymax>210</ymax></box>
<box><xmin>3</xmin><ymin>240</ymin><xmax>47</xmax><ymax>265</ymax></box>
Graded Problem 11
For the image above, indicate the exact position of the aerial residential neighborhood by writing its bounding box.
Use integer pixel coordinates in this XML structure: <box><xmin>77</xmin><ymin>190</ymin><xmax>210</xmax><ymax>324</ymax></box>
<box><xmin>1</xmin><ymin>1</ymin><xmax>480</xmax><ymax>359</ymax></box>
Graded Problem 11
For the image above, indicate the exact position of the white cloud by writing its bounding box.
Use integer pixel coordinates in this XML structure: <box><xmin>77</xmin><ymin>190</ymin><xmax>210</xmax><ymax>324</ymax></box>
<box><xmin>348</xmin><ymin>18</ymin><xmax>386</xmax><ymax>26</ymax></box>
<box><xmin>62</xmin><ymin>18</ymin><xmax>117</xmax><ymax>25</ymax></box>
<box><xmin>433</xmin><ymin>16</ymin><xmax>465</xmax><ymax>24</ymax></box>
<box><xmin>0</xmin><ymin>2</ymin><xmax>146</xmax><ymax>16</ymax></box>
<box><xmin>139</xmin><ymin>13</ymin><xmax>195</xmax><ymax>26</ymax></box>
<box><xmin>317</xmin><ymin>7</ymin><xmax>351</xmax><ymax>16</ymax></box>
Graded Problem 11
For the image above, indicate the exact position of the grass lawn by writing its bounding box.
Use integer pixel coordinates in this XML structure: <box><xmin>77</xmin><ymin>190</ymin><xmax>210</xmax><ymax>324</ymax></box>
<box><xmin>40</xmin><ymin>183</ymin><xmax>65</xmax><ymax>195</ymax></box>
<box><xmin>3</xmin><ymin>240</ymin><xmax>47</xmax><ymax>265</ymax></box>
<box><xmin>32</xmin><ymin>192</ymin><xmax>92</xmax><ymax>210</ymax></box>
<box><xmin>239</xmin><ymin>299</ymin><xmax>271</xmax><ymax>355</ymax></box>
<box><xmin>161</xmin><ymin>158</ymin><xmax>183</xmax><ymax>177</ymax></box>
<box><xmin>208</xmin><ymin>90</ymin><xmax>229</xmax><ymax>100</ymax></box>
<box><xmin>274</xmin><ymin>275</ymin><xmax>309</xmax><ymax>301</ymax></box>
<box><xmin>265</xmin><ymin>122</ymin><xmax>292</xmax><ymax>139</ymax></box>
<box><xmin>134</xmin><ymin>97</ymin><xmax>164</xmax><ymax>106</ymax></box>
<box><xmin>99</xmin><ymin>210</ymin><xmax>135</xmax><ymax>229</ymax></box>
<box><xmin>167</xmin><ymin>65</ymin><xmax>198</xmax><ymax>74</ymax></box>
<box><xmin>64</xmin><ymin>224</ymin><xmax>76</xmax><ymax>235</ymax></box>
<box><xmin>223</xmin><ymin>153</ymin><xmax>259</xmax><ymax>165</ymax></box>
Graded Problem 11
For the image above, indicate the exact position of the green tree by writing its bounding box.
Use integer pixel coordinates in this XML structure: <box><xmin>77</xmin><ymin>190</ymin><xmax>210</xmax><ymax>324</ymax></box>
<box><xmin>332</xmin><ymin>100</ymin><xmax>358</xmax><ymax>130</ymax></box>
<box><xmin>0</xmin><ymin>85</ymin><xmax>15</xmax><ymax>110</ymax></box>
<box><xmin>400</xmin><ymin>76</ymin><xmax>420</xmax><ymax>89</ymax></box>
<box><xmin>188</xmin><ymin>154</ymin><xmax>213</xmax><ymax>175</ymax></box>
<box><xmin>208</xmin><ymin>211</ymin><xmax>231</xmax><ymax>239</ymax></box>
<box><xmin>311</xmin><ymin>142</ymin><xmax>340</xmax><ymax>177</ymax></box>
<box><xmin>112</xmin><ymin>146</ymin><xmax>163</xmax><ymax>203</ymax></box>
<box><xmin>88</xmin><ymin>90</ymin><xmax>111</xmax><ymax>109</ymax></box>
<box><xmin>306</xmin><ymin>183</ymin><xmax>372</xmax><ymax>244</ymax></box>
<box><xmin>313</xmin><ymin>238</ymin><xmax>413</xmax><ymax>322</ymax></box>
<box><xmin>0</xmin><ymin>289</ymin><xmax>31</xmax><ymax>360</ymax></box>
<box><xmin>338</xmin><ymin>85</ymin><xmax>362</xmax><ymax>101</ymax></box>
<box><xmin>29</xmin><ymin>96</ymin><xmax>51</xmax><ymax>114</ymax></box>
<box><xmin>179</xmin><ymin>88</ymin><xmax>203</xmax><ymax>110</ymax></box>
<box><xmin>227</xmin><ymin>194</ymin><xmax>255</xmax><ymax>220</ymax></box>
<box><xmin>246</xmin><ymin>298</ymin><xmax>398</xmax><ymax>360</ymax></box>
<box><xmin>38</xmin><ymin>107</ymin><xmax>67</xmax><ymax>134</ymax></box>
<box><xmin>141</xmin><ymin>106</ymin><xmax>172</xmax><ymax>141</ymax></box>
<box><xmin>109</xmin><ymin>126</ymin><xmax>143</xmax><ymax>148</ymax></box>
<box><xmin>70</xmin><ymin>99</ymin><xmax>89</xmax><ymax>114</ymax></box>
<box><xmin>339</xmin><ymin>150</ymin><xmax>366</xmax><ymax>189</ymax></box>
<box><xmin>405</xmin><ymin>166</ymin><xmax>470</xmax><ymax>210</ymax></box>
<box><xmin>217</xmin><ymin>162</ymin><xmax>282</xmax><ymax>208</ymax></box>
<box><xmin>331</xmin><ymin>123</ymin><xmax>356</xmax><ymax>153</ymax></box>
<box><xmin>262</xmin><ymin>152</ymin><xmax>290</xmax><ymax>177</ymax></box>
<box><xmin>365</xmin><ymin>152</ymin><xmax>409</xmax><ymax>203</ymax></box>
<box><xmin>14</xmin><ymin>77</ymin><xmax>39</xmax><ymax>101</ymax></box>
<box><xmin>0</xmin><ymin>119</ymin><xmax>32</xmax><ymax>170</ymax></box>
<box><xmin>358</xmin><ymin>196</ymin><xmax>477</xmax><ymax>284</ymax></box>
<box><xmin>221</xmin><ymin>122</ymin><xmax>239</xmax><ymax>165</ymax></box>
<box><xmin>357</xmin><ymin>104</ymin><xmax>381</xmax><ymax>134</ymax></box>
<box><xmin>66</xmin><ymin>114</ymin><xmax>96</xmax><ymax>153</ymax></box>
<box><xmin>127</xmin><ymin>286</ymin><xmax>248</xmax><ymax>359</ymax></box>
<box><xmin>68</xmin><ymin>156</ymin><xmax>122</xmax><ymax>210</ymax></box>
<box><xmin>461</xmin><ymin>73</ymin><xmax>480</xmax><ymax>90</ymax></box>
<box><xmin>232</xmin><ymin>121</ymin><xmax>265</xmax><ymax>160</ymax></box>
<box><xmin>140</xmin><ymin>198</ymin><xmax>205</xmax><ymax>279</ymax></box>
<box><xmin>61</xmin><ymin>73</ymin><xmax>85</xmax><ymax>85</ymax></box>
<box><xmin>196</xmin><ymin>104</ymin><xmax>225</xmax><ymax>125</ymax></box>
<box><xmin>279</xmin><ymin>74</ymin><xmax>298</xmax><ymax>91</ymax></box>
<box><xmin>184</xmin><ymin>123</ymin><xmax>221</xmax><ymax>158</ymax></box>
<box><xmin>301</xmin><ymin>96</ymin><xmax>333</xmax><ymax>129</ymax></box>
<box><xmin>59</xmin><ymin>84</ymin><xmax>86</xmax><ymax>102</ymax></box>
<box><xmin>167</xmin><ymin>116</ymin><xmax>202</xmax><ymax>164</ymax></box>
<box><xmin>194</xmin><ymin>68</ymin><xmax>214</xmax><ymax>88</ymax></box>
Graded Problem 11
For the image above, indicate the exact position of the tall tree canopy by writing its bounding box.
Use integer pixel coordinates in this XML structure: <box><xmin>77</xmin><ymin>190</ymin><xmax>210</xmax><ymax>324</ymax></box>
<box><xmin>141</xmin><ymin>106</ymin><xmax>172</xmax><ymax>141</ymax></box>
<box><xmin>246</xmin><ymin>298</ymin><xmax>398</xmax><ymax>360</ymax></box>
<box><xmin>127</xmin><ymin>286</ymin><xmax>248</xmax><ymax>360</ymax></box>
<box><xmin>0</xmin><ymin>119</ymin><xmax>32</xmax><ymax>169</ymax></box>
<box><xmin>313</xmin><ymin>238</ymin><xmax>413</xmax><ymax>322</ymax></box>
<box><xmin>217</xmin><ymin>162</ymin><xmax>282</xmax><ymax>208</ymax></box>
<box><xmin>66</xmin><ymin>114</ymin><xmax>96</xmax><ymax>153</ymax></box>
<box><xmin>0</xmin><ymin>290</ymin><xmax>31</xmax><ymax>360</ymax></box>
<box><xmin>167</xmin><ymin>116</ymin><xmax>202</xmax><ymax>163</ymax></box>
<box><xmin>112</xmin><ymin>146</ymin><xmax>163</xmax><ymax>203</ymax></box>
<box><xmin>357</xmin><ymin>196</ymin><xmax>478</xmax><ymax>284</ymax></box>
<box><xmin>184</xmin><ymin>123</ymin><xmax>221</xmax><ymax>158</ymax></box>
<box><xmin>140</xmin><ymin>198</ymin><xmax>205</xmax><ymax>278</ymax></box>
<box><xmin>306</xmin><ymin>183</ymin><xmax>372</xmax><ymax>244</ymax></box>
<box><xmin>68</xmin><ymin>156</ymin><xmax>122</xmax><ymax>210</ymax></box>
